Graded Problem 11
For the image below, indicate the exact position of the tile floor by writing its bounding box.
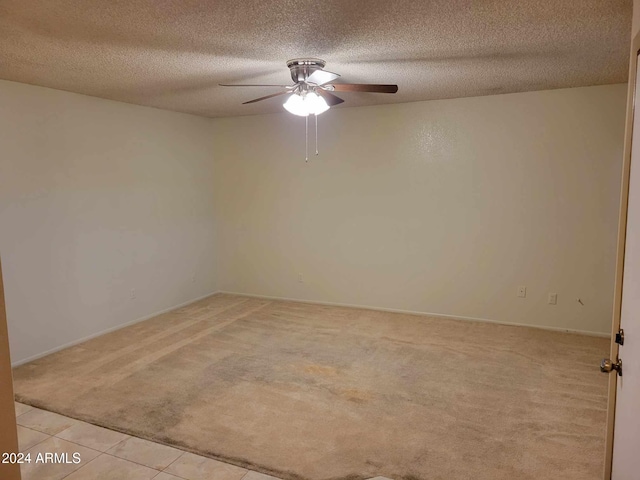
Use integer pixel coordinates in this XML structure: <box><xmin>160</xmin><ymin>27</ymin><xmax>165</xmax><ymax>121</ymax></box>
<box><xmin>14</xmin><ymin>402</ymin><xmax>288</xmax><ymax>480</ymax></box>
<box><xmin>15</xmin><ymin>401</ymin><xmax>394</xmax><ymax>480</ymax></box>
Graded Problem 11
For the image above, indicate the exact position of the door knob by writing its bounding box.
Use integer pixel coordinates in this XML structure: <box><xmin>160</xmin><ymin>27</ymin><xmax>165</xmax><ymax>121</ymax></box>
<box><xmin>600</xmin><ymin>358</ymin><xmax>623</xmax><ymax>376</ymax></box>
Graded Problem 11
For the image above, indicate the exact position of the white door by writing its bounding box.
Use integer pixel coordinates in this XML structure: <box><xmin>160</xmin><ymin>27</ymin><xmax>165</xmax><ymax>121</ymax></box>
<box><xmin>610</xmin><ymin>53</ymin><xmax>640</xmax><ymax>480</ymax></box>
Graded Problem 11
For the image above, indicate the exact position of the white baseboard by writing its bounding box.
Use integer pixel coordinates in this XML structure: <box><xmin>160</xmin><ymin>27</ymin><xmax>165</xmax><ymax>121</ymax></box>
<box><xmin>13</xmin><ymin>288</ymin><xmax>609</xmax><ymax>367</ymax></box>
<box><xmin>218</xmin><ymin>290</ymin><xmax>611</xmax><ymax>339</ymax></box>
<box><xmin>11</xmin><ymin>290</ymin><xmax>222</xmax><ymax>367</ymax></box>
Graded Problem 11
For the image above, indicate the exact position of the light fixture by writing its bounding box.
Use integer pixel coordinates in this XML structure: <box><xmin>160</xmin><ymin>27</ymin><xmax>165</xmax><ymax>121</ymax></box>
<box><xmin>282</xmin><ymin>89</ymin><xmax>331</xmax><ymax>162</ymax></box>
<box><xmin>304</xmin><ymin>92</ymin><xmax>330</xmax><ymax>115</ymax></box>
<box><xmin>283</xmin><ymin>91</ymin><xmax>330</xmax><ymax>117</ymax></box>
<box><xmin>283</xmin><ymin>93</ymin><xmax>308</xmax><ymax>116</ymax></box>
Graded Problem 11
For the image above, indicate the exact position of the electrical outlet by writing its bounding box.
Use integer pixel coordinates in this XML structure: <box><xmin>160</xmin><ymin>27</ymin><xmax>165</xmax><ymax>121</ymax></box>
<box><xmin>298</xmin><ymin>273</ymin><xmax>304</xmax><ymax>283</ymax></box>
<box><xmin>130</xmin><ymin>288</ymin><xmax>137</xmax><ymax>300</ymax></box>
<box><xmin>548</xmin><ymin>293</ymin><xmax>557</xmax><ymax>305</ymax></box>
<box><xmin>517</xmin><ymin>286</ymin><xmax>527</xmax><ymax>298</ymax></box>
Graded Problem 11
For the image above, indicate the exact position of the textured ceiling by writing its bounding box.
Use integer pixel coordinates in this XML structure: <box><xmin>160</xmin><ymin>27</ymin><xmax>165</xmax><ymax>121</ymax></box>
<box><xmin>0</xmin><ymin>0</ymin><xmax>632</xmax><ymax>118</ymax></box>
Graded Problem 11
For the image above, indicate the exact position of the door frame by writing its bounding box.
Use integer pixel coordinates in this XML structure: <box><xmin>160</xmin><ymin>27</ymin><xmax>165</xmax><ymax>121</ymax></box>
<box><xmin>0</xmin><ymin>257</ymin><xmax>20</xmax><ymax>480</ymax></box>
<box><xmin>604</xmin><ymin>31</ymin><xmax>640</xmax><ymax>480</ymax></box>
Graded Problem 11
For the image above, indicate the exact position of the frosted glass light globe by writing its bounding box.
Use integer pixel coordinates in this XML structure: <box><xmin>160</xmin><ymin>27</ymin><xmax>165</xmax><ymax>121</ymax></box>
<box><xmin>304</xmin><ymin>92</ymin><xmax>330</xmax><ymax>115</ymax></box>
<box><xmin>283</xmin><ymin>94</ymin><xmax>309</xmax><ymax>116</ymax></box>
<box><xmin>283</xmin><ymin>91</ymin><xmax>330</xmax><ymax>116</ymax></box>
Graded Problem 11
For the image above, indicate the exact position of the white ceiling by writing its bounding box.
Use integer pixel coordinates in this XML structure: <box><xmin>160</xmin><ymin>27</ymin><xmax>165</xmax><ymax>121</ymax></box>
<box><xmin>0</xmin><ymin>0</ymin><xmax>632</xmax><ymax>118</ymax></box>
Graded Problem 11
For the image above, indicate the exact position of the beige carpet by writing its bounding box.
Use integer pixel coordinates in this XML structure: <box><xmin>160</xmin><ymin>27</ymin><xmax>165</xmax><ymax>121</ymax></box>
<box><xmin>13</xmin><ymin>294</ymin><xmax>609</xmax><ymax>480</ymax></box>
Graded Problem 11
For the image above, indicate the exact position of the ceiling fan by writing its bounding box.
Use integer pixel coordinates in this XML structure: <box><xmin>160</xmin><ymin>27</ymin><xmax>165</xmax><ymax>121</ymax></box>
<box><xmin>220</xmin><ymin>58</ymin><xmax>398</xmax><ymax>116</ymax></box>
<box><xmin>220</xmin><ymin>58</ymin><xmax>398</xmax><ymax>160</ymax></box>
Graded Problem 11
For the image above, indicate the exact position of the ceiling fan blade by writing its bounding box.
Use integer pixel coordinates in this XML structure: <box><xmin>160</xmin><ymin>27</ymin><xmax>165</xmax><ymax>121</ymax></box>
<box><xmin>219</xmin><ymin>84</ymin><xmax>292</xmax><ymax>88</ymax></box>
<box><xmin>242</xmin><ymin>91</ymin><xmax>291</xmax><ymax>104</ymax></box>
<box><xmin>316</xmin><ymin>89</ymin><xmax>344</xmax><ymax>106</ymax></box>
<box><xmin>329</xmin><ymin>84</ymin><xmax>398</xmax><ymax>93</ymax></box>
<box><xmin>306</xmin><ymin>69</ymin><xmax>340</xmax><ymax>86</ymax></box>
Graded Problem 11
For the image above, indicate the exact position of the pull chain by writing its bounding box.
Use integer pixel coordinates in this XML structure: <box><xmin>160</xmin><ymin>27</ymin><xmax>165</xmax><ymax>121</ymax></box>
<box><xmin>305</xmin><ymin>115</ymin><xmax>308</xmax><ymax>162</ymax></box>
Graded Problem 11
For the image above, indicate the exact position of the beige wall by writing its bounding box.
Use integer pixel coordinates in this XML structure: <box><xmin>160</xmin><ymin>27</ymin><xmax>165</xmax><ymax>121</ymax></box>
<box><xmin>213</xmin><ymin>84</ymin><xmax>627</xmax><ymax>335</ymax></box>
<box><xmin>0</xmin><ymin>80</ymin><xmax>627</xmax><ymax>365</ymax></box>
<box><xmin>634</xmin><ymin>0</ymin><xmax>640</xmax><ymax>36</ymax></box>
<box><xmin>0</xmin><ymin>80</ymin><xmax>218</xmax><ymax>364</ymax></box>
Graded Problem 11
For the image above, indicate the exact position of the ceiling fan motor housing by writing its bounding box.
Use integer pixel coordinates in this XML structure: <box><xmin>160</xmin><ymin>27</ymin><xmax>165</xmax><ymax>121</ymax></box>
<box><xmin>287</xmin><ymin>58</ymin><xmax>326</xmax><ymax>83</ymax></box>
